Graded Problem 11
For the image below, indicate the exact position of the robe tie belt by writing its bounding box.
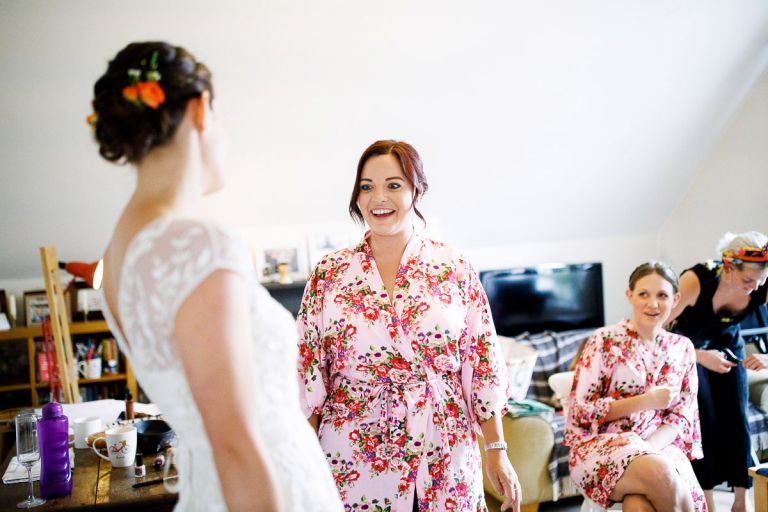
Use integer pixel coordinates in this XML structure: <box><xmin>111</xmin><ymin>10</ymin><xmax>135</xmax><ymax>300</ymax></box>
<box><xmin>327</xmin><ymin>374</ymin><xmax>461</xmax><ymax>460</ymax></box>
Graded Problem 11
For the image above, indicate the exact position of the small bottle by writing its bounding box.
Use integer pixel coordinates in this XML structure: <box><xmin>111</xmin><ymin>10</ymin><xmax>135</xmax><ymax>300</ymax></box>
<box><xmin>39</xmin><ymin>402</ymin><xmax>73</xmax><ymax>498</ymax></box>
<box><xmin>134</xmin><ymin>453</ymin><xmax>146</xmax><ymax>478</ymax></box>
<box><xmin>125</xmin><ymin>389</ymin><xmax>135</xmax><ymax>421</ymax></box>
<box><xmin>153</xmin><ymin>450</ymin><xmax>166</xmax><ymax>470</ymax></box>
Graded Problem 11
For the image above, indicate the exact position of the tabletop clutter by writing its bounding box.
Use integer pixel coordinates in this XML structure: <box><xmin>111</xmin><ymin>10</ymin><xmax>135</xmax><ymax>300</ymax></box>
<box><xmin>3</xmin><ymin>393</ymin><xmax>176</xmax><ymax>502</ymax></box>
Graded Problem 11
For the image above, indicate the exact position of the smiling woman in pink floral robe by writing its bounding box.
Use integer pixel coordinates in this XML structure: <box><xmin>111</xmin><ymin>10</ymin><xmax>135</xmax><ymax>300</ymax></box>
<box><xmin>298</xmin><ymin>233</ymin><xmax>512</xmax><ymax>511</ymax></box>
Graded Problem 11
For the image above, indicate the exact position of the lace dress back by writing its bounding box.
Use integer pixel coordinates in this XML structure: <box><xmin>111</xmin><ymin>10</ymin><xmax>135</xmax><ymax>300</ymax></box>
<box><xmin>102</xmin><ymin>217</ymin><xmax>342</xmax><ymax>511</ymax></box>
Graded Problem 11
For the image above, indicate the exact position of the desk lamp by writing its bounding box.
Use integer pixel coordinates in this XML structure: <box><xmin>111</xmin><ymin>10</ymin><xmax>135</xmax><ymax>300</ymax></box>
<box><xmin>59</xmin><ymin>260</ymin><xmax>104</xmax><ymax>290</ymax></box>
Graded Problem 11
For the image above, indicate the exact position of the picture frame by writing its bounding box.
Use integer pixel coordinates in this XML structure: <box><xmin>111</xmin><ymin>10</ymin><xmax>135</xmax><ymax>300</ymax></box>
<box><xmin>253</xmin><ymin>239</ymin><xmax>309</xmax><ymax>284</ymax></box>
<box><xmin>24</xmin><ymin>290</ymin><xmax>49</xmax><ymax>326</ymax></box>
<box><xmin>0</xmin><ymin>289</ymin><xmax>9</xmax><ymax>330</ymax></box>
<box><xmin>0</xmin><ymin>289</ymin><xmax>7</xmax><ymax>316</ymax></box>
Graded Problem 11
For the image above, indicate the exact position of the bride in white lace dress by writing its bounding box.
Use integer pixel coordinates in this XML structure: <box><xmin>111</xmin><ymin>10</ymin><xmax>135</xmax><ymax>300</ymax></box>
<box><xmin>92</xmin><ymin>42</ymin><xmax>343</xmax><ymax>511</ymax></box>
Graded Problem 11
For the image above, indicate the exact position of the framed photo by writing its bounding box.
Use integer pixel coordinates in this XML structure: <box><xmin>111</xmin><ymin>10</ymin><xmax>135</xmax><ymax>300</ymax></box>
<box><xmin>253</xmin><ymin>240</ymin><xmax>309</xmax><ymax>283</ymax></box>
<box><xmin>0</xmin><ymin>290</ymin><xmax>8</xmax><ymax>331</ymax></box>
<box><xmin>24</xmin><ymin>291</ymin><xmax>49</xmax><ymax>326</ymax></box>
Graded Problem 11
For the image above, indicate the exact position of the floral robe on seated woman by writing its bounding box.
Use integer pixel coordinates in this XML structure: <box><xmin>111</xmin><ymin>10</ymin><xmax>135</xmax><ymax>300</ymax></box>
<box><xmin>564</xmin><ymin>320</ymin><xmax>706</xmax><ymax>510</ymax></box>
<box><xmin>298</xmin><ymin>234</ymin><xmax>510</xmax><ymax>512</ymax></box>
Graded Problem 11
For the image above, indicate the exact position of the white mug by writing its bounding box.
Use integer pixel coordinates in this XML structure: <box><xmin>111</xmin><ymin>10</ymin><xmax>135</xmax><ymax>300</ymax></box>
<box><xmin>77</xmin><ymin>358</ymin><xmax>102</xmax><ymax>379</ymax></box>
<box><xmin>93</xmin><ymin>425</ymin><xmax>137</xmax><ymax>468</ymax></box>
<box><xmin>72</xmin><ymin>416</ymin><xmax>102</xmax><ymax>449</ymax></box>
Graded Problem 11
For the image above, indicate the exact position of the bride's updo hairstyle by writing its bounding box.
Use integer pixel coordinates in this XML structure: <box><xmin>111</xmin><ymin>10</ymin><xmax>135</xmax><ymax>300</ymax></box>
<box><xmin>90</xmin><ymin>42</ymin><xmax>213</xmax><ymax>164</ymax></box>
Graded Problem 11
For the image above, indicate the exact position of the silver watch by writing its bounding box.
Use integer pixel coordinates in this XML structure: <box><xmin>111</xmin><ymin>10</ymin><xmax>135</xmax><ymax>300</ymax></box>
<box><xmin>484</xmin><ymin>441</ymin><xmax>507</xmax><ymax>451</ymax></box>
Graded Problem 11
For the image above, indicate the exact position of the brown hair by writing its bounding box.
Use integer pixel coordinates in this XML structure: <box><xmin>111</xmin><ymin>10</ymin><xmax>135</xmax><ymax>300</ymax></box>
<box><xmin>91</xmin><ymin>42</ymin><xmax>213</xmax><ymax>164</ymax></box>
<box><xmin>628</xmin><ymin>261</ymin><xmax>680</xmax><ymax>293</ymax></box>
<box><xmin>348</xmin><ymin>140</ymin><xmax>429</xmax><ymax>225</ymax></box>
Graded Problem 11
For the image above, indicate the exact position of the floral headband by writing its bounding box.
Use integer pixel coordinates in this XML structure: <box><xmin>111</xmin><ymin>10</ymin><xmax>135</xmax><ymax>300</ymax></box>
<box><xmin>722</xmin><ymin>243</ymin><xmax>768</xmax><ymax>268</ymax></box>
<box><xmin>87</xmin><ymin>50</ymin><xmax>166</xmax><ymax>128</ymax></box>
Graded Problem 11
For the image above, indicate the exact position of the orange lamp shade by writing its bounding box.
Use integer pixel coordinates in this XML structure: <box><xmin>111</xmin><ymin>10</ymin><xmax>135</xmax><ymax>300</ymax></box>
<box><xmin>59</xmin><ymin>260</ymin><xmax>104</xmax><ymax>290</ymax></box>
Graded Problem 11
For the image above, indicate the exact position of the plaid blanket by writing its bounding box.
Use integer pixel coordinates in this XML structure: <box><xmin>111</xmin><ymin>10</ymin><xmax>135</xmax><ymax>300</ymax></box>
<box><xmin>514</xmin><ymin>328</ymin><xmax>594</xmax><ymax>404</ymax></box>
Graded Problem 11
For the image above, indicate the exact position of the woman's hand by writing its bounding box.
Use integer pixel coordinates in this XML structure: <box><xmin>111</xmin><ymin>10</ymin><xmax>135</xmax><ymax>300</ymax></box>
<box><xmin>643</xmin><ymin>385</ymin><xmax>678</xmax><ymax>411</ymax></box>
<box><xmin>743</xmin><ymin>354</ymin><xmax>768</xmax><ymax>371</ymax></box>
<box><xmin>697</xmin><ymin>349</ymin><xmax>737</xmax><ymax>373</ymax></box>
<box><xmin>485</xmin><ymin>449</ymin><xmax>521</xmax><ymax>512</ymax></box>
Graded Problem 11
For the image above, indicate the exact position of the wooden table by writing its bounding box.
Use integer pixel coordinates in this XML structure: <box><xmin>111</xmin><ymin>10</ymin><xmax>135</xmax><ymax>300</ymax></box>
<box><xmin>0</xmin><ymin>447</ymin><xmax>177</xmax><ymax>510</ymax></box>
<box><xmin>750</xmin><ymin>464</ymin><xmax>768</xmax><ymax>512</ymax></box>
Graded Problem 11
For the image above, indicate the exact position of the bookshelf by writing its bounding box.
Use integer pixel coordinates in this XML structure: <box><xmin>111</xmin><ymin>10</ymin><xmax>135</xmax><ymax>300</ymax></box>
<box><xmin>0</xmin><ymin>320</ymin><xmax>137</xmax><ymax>408</ymax></box>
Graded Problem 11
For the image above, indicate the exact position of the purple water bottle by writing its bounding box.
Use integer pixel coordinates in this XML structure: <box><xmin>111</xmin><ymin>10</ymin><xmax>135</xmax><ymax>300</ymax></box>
<box><xmin>39</xmin><ymin>402</ymin><xmax>72</xmax><ymax>498</ymax></box>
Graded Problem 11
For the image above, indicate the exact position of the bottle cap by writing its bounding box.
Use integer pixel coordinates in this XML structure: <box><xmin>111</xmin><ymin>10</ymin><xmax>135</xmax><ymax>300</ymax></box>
<box><xmin>42</xmin><ymin>401</ymin><xmax>63</xmax><ymax>419</ymax></box>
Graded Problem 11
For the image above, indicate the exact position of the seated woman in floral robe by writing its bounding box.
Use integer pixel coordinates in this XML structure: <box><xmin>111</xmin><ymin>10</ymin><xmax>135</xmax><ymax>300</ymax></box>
<box><xmin>565</xmin><ymin>262</ymin><xmax>706</xmax><ymax>512</ymax></box>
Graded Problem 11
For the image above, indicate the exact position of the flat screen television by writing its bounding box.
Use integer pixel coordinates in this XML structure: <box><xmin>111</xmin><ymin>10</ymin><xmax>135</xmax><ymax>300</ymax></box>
<box><xmin>479</xmin><ymin>262</ymin><xmax>604</xmax><ymax>337</ymax></box>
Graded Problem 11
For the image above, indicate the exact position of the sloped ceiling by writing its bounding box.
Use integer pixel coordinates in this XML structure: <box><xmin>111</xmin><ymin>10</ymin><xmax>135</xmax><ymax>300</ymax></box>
<box><xmin>1</xmin><ymin>1</ymin><xmax>768</xmax><ymax>278</ymax></box>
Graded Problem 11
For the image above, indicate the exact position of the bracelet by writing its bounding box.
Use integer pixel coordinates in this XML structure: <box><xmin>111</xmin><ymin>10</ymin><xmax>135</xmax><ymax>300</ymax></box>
<box><xmin>484</xmin><ymin>441</ymin><xmax>507</xmax><ymax>451</ymax></box>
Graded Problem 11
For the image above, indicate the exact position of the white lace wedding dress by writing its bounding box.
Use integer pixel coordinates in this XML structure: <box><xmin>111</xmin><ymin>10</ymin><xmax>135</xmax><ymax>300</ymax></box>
<box><xmin>102</xmin><ymin>217</ymin><xmax>343</xmax><ymax>511</ymax></box>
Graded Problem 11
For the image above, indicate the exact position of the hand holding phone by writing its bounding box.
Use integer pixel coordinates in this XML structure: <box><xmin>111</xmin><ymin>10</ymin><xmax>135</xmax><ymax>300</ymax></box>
<box><xmin>721</xmin><ymin>347</ymin><xmax>743</xmax><ymax>364</ymax></box>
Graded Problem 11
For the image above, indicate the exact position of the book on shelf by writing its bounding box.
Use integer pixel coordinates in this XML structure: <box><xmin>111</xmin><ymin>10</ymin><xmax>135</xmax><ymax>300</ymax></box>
<box><xmin>34</xmin><ymin>339</ymin><xmax>57</xmax><ymax>383</ymax></box>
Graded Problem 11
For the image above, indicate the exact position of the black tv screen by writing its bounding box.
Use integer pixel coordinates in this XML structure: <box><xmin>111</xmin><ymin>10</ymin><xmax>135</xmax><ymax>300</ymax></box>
<box><xmin>479</xmin><ymin>263</ymin><xmax>604</xmax><ymax>337</ymax></box>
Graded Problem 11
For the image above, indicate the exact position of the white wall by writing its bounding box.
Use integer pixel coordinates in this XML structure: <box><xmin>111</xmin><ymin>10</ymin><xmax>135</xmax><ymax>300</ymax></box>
<box><xmin>2</xmin><ymin>2</ymin><xmax>768</xmax><ymax>326</ymax></box>
<box><xmin>2</xmin><ymin>1</ymin><xmax>768</xmax><ymax>275</ymax></box>
<box><xmin>659</xmin><ymin>67</ymin><xmax>768</xmax><ymax>270</ymax></box>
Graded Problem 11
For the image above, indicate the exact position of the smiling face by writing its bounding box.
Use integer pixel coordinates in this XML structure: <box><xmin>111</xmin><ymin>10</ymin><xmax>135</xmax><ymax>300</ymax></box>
<box><xmin>724</xmin><ymin>265</ymin><xmax>768</xmax><ymax>296</ymax></box>
<box><xmin>626</xmin><ymin>272</ymin><xmax>680</xmax><ymax>334</ymax></box>
<box><xmin>357</xmin><ymin>154</ymin><xmax>416</xmax><ymax>239</ymax></box>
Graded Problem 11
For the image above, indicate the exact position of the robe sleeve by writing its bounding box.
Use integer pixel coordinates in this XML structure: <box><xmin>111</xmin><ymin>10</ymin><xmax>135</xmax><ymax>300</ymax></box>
<box><xmin>296</xmin><ymin>264</ymin><xmax>330</xmax><ymax>418</ymax></box>
<box><xmin>661</xmin><ymin>336</ymin><xmax>703</xmax><ymax>460</ymax></box>
<box><xmin>565</xmin><ymin>329</ymin><xmax>616</xmax><ymax>446</ymax></box>
<box><xmin>459</xmin><ymin>258</ymin><xmax>511</xmax><ymax>432</ymax></box>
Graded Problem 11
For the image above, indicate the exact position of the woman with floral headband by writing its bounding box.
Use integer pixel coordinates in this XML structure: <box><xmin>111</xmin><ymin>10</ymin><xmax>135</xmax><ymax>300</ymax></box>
<box><xmin>297</xmin><ymin>140</ymin><xmax>520</xmax><ymax>511</ymax></box>
<box><xmin>94</xmin><ymin>42</ymin><xmax>342</xmax><ymax>511</ymax></box>
<box><xmin>668</xmin><ymin>231</ymin><xmax>768</xmax><ymax>512</ymax></box>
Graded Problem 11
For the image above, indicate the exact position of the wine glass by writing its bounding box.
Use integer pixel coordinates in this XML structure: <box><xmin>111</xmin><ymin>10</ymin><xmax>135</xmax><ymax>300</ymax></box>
<box><xmin>15</xmin><ymin>410</ymin><xmax>45</xmax><ymax>508</ymax></box>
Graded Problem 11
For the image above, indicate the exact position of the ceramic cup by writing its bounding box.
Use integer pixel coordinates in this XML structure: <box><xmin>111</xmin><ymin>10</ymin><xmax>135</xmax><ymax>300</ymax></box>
<box><xmin>72</xmin><ymin>416</ymin><xmax>102</xmax><ymax>449</ymax></box>
<box><xmin>93</xmin><ymin>424</ymin><xmax>137</xmax><ymax>468</ymax></box>
<box><xmin>77</xmin><ymin>358</ymin><xmax>102</xmax><ymax>379</ymax></box>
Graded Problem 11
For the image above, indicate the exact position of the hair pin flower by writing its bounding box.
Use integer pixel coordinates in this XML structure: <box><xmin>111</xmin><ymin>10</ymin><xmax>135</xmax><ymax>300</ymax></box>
<box><xmin>86</xmin><ymin>112</ymin><xmax>99</xmax><ymax>128</ymax></box>
<box><xmin>122</xmin><ymin>51</ymin><xmax>166</xmax><ymax>109</ymax></box>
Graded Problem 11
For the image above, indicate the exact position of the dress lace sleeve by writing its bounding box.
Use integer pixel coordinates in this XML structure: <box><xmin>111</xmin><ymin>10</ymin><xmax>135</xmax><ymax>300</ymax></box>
<box><xmin>119</xmin><ymin>218</ymin><xmax>252</xmax><ymax>369</ymax></box>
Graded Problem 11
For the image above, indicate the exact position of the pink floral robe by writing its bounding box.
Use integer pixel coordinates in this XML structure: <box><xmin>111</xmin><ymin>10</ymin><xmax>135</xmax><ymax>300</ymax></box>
<box><xmin>564</xmin><ymin>320</ymin><xmax>706</xmax><ymax>510</ymax></box>
<box><xmin>298</xmin><ymin>234</ymin><xmax>510</xmax><ymax>512</ymax></box>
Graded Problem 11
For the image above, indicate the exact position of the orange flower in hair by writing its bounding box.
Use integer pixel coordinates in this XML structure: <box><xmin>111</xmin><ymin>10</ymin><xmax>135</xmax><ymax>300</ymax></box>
<box><xmin>122</xmin><ymin>85</ymin><xmax>139</xmax><ymax>103</ymax></box>
<box><xmin>121</xmin><ymin>51</ymin><xmax>166</xmax><ymax>109</ymax></box>
<box><xmin>137</xmin><ymin>81</ymin><xmax>165</xmax><ymax>109</ymax></box>
<box><xmin>86</xmin><ymin>112</ymin><xmax>99</xmax><ymax>127</ymax></box>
